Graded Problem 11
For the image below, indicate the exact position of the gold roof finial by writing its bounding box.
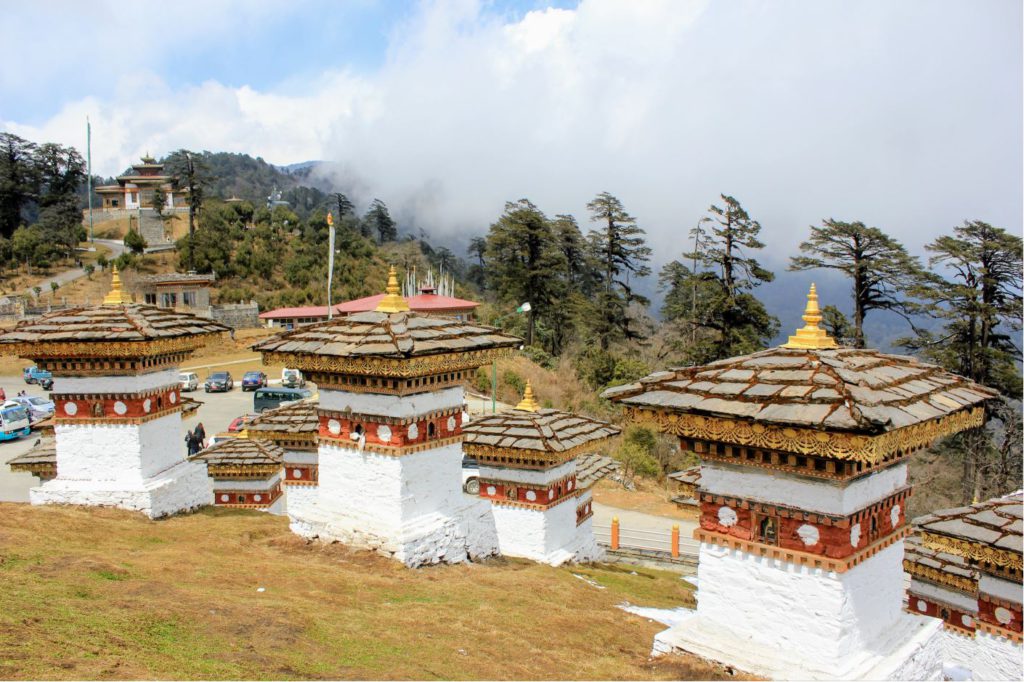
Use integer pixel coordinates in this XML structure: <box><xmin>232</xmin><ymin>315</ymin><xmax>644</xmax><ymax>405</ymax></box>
<box><xmin>102</xmin><ymin>265</ymin><xmax>134</xmax><ymax>306</ymax></box>
<box><xmin>326</xmin><ymin>212</ymin><xmax>334</xmax><ymax>227</ymax></box>
<box><xmin>782</xmin><ymin>283</ymin><xmax>837</xmax><ymax>349</ymax></box>
<box><xmin>515</xmin><ymin>381</ymin><xmax>540</xmax><ymax>412</ymax></box>
<box><xmin>375</xmin><ymin>265</ymin><xmax>410</xmax><ymax>313</ymax></box>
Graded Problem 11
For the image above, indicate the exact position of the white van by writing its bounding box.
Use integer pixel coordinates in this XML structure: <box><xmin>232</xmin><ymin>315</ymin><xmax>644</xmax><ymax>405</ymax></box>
<box><xmin>179</xmin><ymin>372</ymin><xmax>199</xmax><ymax>392</ymax></box>
<box><xmin>281</xmin><ymin>368</ymin><xmax>306</xmax><ymax>388</ymax></box>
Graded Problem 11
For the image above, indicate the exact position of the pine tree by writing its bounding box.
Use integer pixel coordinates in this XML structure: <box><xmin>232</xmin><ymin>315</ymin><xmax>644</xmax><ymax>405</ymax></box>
<box><xmin>484</xmin><ymin>199</ymin><xmax>566</xmax><ymax>347</ymax></box>
<box><xmin>466</xmin><ymin>236</ymin><xmax>487</xmax><ymax>290</ymax></box>
<box><xmin>585</xmin><ymin>192</ymin><xmax>652</xmax><ymax>349</ymax></box>
<box><xmin>789</xmin><ymin>219</ymin><xmax>924</xmax><ymax>347</ymax></box>
<box><xmin>0</xmin><ymin>133</ymin><xmax>38</xmax><ymax>238</ymax></box>
<box><xmin>902</xmin><ymin>220</ymin><xmax>1022</xmax><ymax>503</ymax></box>
<box><xmin>165</xmin><ymin>150</ymin><xmax>213</xmax><ymax>272</ymax></box>
<box><xmin>363</xmin><ymin>198</ymin><xmax>397</xmax><ymax>243</ymax></box>
<box><xmin>664</xmin><ymin>195</ymin><xmax>777</xmax><ymax>362</ymax></box>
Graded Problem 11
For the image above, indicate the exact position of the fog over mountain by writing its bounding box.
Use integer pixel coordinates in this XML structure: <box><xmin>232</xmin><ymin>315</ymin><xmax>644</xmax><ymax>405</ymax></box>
<box><xmin>4</xmin><ymin>0</ymin><xmax>1020</xmax><ymax>321</ymax></box>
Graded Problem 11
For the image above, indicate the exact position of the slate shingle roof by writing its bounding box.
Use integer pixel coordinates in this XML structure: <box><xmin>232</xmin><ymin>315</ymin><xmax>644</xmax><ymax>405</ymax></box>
<box><xmin>252</xmin><ymin>310</ymin><xmax>521</xmax><ymax>359</ymax></box>
<box><xmin>6</xmin><ymin>437</ymin><xmax>55</xmax><ymax>468</ymax></box>
<box><xmin>463</xmin><ymin>408</ymin><xmax>620</xmax><ymax>453</ymax></box>
<box><xmin>575</xmin><ymin>453</ymin><xmax>619</xmax><ymax>490</ymax></box>
<box><xmin>244</xmin><ymin>400</ymin><xmax>319</xmax><ymax>434</ymax></box>
<box><xmin>190</xmin><ymin>438</ymin><xmax>284</xmax><ymax>466</ymax></box>
<box><xmin>915</xmin><ymin>491</ymin><xmax>1023</xmax><ymax>556</ymax></box>
<box><xmin>601</xmin><ymin>346</ymin><xmax>998</xmax><ymax>434</ymax></box>
<box><xmin>0</xmin><ymin>305</ymin><xmax>228</xmax><ymax>344</ymax></box>
<box><xmin>668</xmin><ymin>465</ymin><xmax>701</xmax><ymax>487</ymax></box>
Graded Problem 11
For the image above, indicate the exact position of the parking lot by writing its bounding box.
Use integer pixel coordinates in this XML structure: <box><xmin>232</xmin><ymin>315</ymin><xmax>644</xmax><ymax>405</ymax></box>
<box><xmin>0</xmin><ymin>372</ymin><xmax>312</xmax><ymax>503</ymax></box>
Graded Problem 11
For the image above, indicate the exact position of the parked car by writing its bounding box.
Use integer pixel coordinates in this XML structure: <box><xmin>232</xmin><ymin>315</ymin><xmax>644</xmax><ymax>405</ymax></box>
<box><xmin>11</xmin><ymin>395</ymin><xmax>55</xmax><ymax>423</ymax></box>
<box><xmin>204</xmin><ymin>371</ymin><xmax>234</xmax><ymax>393</ymax></box>
<box><xmin>0</xmin><ymin>388</ymin><xmax>6</xmax><ymax>401</ymax></box>
<box><xmin>253</xmin><ymin>387</ymin><xmax>312</xmax><ymax>413</ymax></box>
<box><xmin>22</xmin><ymin>366</ymin><xmax>52</xmax><ymax>384</ymax></box>
<box><xmin>179</xmin><ymin>372</ymin><xmax>199</xmax><ymax>392</ymax></box>
<box><xmin>461</xmin><ymin>456</ymin><xmax>480</xmax><ymax>495</ymax></box>
<box><xmin>281</xmin><ymin>368</ymin><xmax>306</xmax><ymax>388</ymax></box>
<box><xmin>241</xmin><ymin>371</ymin><xmax>268</xmax><ymax>391</ymax></box>
<box><xmin>228</xmin><ymin>413</ymin><xmax>258</xmax><ymax>432</ymax></box>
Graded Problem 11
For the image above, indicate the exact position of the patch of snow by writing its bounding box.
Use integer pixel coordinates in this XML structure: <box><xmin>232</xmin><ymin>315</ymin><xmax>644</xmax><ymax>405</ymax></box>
<box><xmin>572</xmin><ymin>573</ymin><xmax>605</xmax><ymax>589</ymax></box>
<box><xmin>619</xmin><ymin>602</ymin><xmax>694</xmax><ymax>628</ymax></box>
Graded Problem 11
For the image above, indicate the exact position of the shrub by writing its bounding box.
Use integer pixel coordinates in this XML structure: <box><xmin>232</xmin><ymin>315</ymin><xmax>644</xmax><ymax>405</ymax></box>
<box><xmin>503</xmin><ymin>369</ymin><xmax>524</xmax><ymax>396</ymax></box>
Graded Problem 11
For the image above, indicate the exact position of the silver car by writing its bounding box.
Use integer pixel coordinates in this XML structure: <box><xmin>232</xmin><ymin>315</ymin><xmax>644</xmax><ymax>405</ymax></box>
<box><xmin>179</xmin><ymin>372</ymin><xmax>199</xmax><ymax>392</ymax></box>
<box><xmin>11</xmin><ymin>395</ymin><xmax>55</xmax><ymax>423</ymax></box>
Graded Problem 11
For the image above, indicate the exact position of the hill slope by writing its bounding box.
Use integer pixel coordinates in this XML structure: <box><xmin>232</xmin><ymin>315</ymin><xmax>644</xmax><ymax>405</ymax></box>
<box><xmin>0</xmin><ymin>504</ymin><xmax>740</xmax><ymax>681</ymax></box>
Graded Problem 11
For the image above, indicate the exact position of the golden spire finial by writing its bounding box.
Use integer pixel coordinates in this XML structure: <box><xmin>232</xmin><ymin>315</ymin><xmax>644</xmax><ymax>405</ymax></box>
<box><xmin>102</xmin><ymin>265</ymin><xmax>134</xmax><ymax>306</ymax></box>
<box><xmin>515</xmin><ymin>381</ymin><xmax>540</xmax><ymax>412</ymax></box>
<box><xmin>326</xmin><ymin>212</ymin><xmax>333</xmax><ymax>227</ymax></box>
<box><xmin>375</xmin><ymin>265</ymin><xmax>410</xmax><ymax>313</ymax></box>
<box><xmin>782</xmin><ymin>283</ymin><xmax>837</xmax><ymax>349</ymax></box>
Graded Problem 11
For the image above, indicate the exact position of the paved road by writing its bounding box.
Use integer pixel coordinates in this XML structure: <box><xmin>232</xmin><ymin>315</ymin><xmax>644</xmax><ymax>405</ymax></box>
<box><xmin>24</xmin><ymin>239</ymin><xmax>126</xmax><ymax>297</ymax></box>
<box><xmin>0</xmin><ymin>372</ymin><xmax>287</xmax><ymax>503</ymax></box>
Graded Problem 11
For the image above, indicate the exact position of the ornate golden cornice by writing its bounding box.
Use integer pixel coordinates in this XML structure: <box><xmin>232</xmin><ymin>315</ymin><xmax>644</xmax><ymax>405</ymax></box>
<box><xmin>5</xmin><ymin>336</ymin><xmax>207</xmax><ymax>360</ymax></box>
<box><xmin>464</xmin><ymin>440</ymin><xmax>603</xmax><ymax>468</ymax></box>
<box><xmin>262</xmin><ymin>347</ymin><xmax>515</xmax><ymax>378</ymax></box>
<box><xmin>904</xmin><ymin>559</ymin><xmax>978</xmax><ymax>595</ymax></box>
<box><xmin>626</xmin><ymin>405</ymin><xmax>985</xmax><ymax>464</ymax></box>
<box><xmin>920</xmin><ymin>531</ymin><xmax>1023</xmax><ymax>571</ymax></box>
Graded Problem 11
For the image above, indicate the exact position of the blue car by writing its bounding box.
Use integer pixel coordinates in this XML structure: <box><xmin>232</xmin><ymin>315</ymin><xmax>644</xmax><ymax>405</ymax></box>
<box><xmin>241</xmin><ymin>371</ymin><xmax>268</xmax><ymax>391</ymax></box>
<box><xmin>22</xmin><ymin>366</ymin><xmax>52</xmax><ymax>384</ymax></box>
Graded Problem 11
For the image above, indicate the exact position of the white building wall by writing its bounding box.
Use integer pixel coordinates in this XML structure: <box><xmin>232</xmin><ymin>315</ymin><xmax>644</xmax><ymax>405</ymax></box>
<box><xmin>940</xmin><ymin>628</ymin><xmax>1023</xmax><ymax>681</ymax></box>
<box><xmin>283</xmin><ymin>450</ymin><xmax>317</xmax><ymax>465</ymax></box>
<box><xmin>979</xmin><ymin>574</ymin><xmax>1023</xmax><ymax>606</ymax></box>
<box><xmin>909</xmin><ymin>578</ymin><xmax>978</xmax><ymax>614</ymax></box>
<box><xmin>55</xmin><ymin>413</ymin><xmax>182</xmax><ymax>481</ymax></box>
<box><xmin>491</xmin><ymin>499</ymin><xmax>579</xmax><ymax>564</ymax></box>
<box><xmin>316</xmin><ymin>441</ymin><xmax>403</xmax><ymax>533</ymax></box>
<box><xmin>478</xmin><ymin>460</ymin><xmax>575</xmax><ymax>486</ymax></box>
<box><xmin>284</xmin><ymin>484</ymin><xmax>318</xmax><ymax>519</ymax></box>
<box><xmin>55</xmin><ymin>369</ymin><xmax>179</xmax><ymax>394</ymax></box>
<box><xmin>699</xmin><ymin>461</ymin><xmax>908</xmax><ymax>515</ymax></box>
<box><xmin>695</xmin><ymin>541</ymin><xmax>906</xmax><ymax>661</ymax></box>
<box><xmin>319</xmin><ymin>386</ymin><xmax>463</xmax><ymax>419</ymax></box>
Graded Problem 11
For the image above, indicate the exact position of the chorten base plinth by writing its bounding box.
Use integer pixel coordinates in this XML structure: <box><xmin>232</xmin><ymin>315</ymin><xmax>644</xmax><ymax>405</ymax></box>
<box><xmin>29</xmin><ymin>460</ymin><xmax>212</xmax><ymax>519</ymax></box>
<box><xmin>490</xmin><ymin>502</ymin><xmax>603</xmax><ymax>566</ymax></box>
<box><xmin>653</xmin><ymin>610</ymin><xmax>943</xmax><ymax>680</ymax></box>
<box><xmin>289</xmin><ymin>497</ymin><xmax>500</xmax><ymax>568</ymax></box>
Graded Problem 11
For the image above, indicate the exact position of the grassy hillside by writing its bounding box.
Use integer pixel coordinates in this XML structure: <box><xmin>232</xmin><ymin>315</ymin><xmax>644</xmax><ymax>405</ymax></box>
<box><xmin>0</xmin><ymin>504</ymin><xmax>745</xmax><ymax>681</ymax></box>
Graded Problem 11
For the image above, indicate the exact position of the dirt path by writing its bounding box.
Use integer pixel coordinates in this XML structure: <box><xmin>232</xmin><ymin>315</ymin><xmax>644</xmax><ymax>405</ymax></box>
<box><xmin>22</xmin><ymin>239</ymin><xmax>126</xmax><ymax>297</ymax></box>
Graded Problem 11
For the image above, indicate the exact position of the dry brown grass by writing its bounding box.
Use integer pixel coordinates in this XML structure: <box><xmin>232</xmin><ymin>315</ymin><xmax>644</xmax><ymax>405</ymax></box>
<box><xmin>0</xmin><ymin>503</ymin><xmax>749</xmax><ymax>681</ymax></box>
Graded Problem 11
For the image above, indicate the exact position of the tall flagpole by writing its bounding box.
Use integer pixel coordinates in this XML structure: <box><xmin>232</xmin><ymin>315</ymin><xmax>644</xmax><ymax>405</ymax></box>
<box><xmin>326</xmin><ymin>212</ymin><xmax>335</xmax><ymax>320</ymax></box>
<box><xmin>87</xmin><ymin>117</ymin><xmax>94</xmax><ymax>242</ymax></box>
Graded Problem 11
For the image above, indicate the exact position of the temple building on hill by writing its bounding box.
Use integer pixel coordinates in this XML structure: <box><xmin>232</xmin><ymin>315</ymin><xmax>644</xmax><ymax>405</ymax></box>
<box><xmin>253</xmin><ymin>267</ymin><xmax>521</xmax><ymax>567</ymax></box>
<box><xmin>95</xmin><ymin>155</ymin><xmax>187</xmax><ymax>211</ymax></box>
<box><xmin>259</xmin><ymin>267</ymin><xmax>478</xmax><ymax>329</ymax></box>
<box><xmin>0</xmin><ymin>267</ymin><xmax>228</xmax><ymax>518</ymax></box>
<box><xmin>462</xmin><ymin>382</ymin><xmax>620</xmax><ymax>565</ymax></box>
<box><xmin>904</xmin><ymin>492</ymin><xmax>1022</xmax><ymax>680</ymax></box>
<box><xmin>602</xmin><ymin>284</ymin><xmax>1000</xmax><ymax>680</ymax></box>
<box><xmin>190</xmin><ymin>438</ymin><xmax>285</xmax><ymax>512</ymax></box>
<box><xmin>240</xmin><ymin>400</ymin><xmax>319</xmax><ymax>518</ymax></box>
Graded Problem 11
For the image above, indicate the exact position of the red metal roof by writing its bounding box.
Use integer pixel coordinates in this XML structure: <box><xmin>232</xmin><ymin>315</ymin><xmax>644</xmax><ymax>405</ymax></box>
<box><xmin>259</xmin><ymin>293</ymin><xmax>478</xmax><ymax>320</ymax></box>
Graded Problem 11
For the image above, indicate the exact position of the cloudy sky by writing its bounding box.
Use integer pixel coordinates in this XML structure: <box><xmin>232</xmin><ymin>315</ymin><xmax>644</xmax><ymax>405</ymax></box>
<box><xmin>2</xmin><ymin>0</ymin><xmax>1020</xmax><ymax>279</ymax></box>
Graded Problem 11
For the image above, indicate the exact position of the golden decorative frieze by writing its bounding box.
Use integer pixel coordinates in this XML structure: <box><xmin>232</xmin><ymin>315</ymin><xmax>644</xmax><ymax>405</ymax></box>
<box><xmin>464</xmin><ymin>442</ymin><xmax>596</xmax><ymax>468</ymax></box>
<box><xmin>920</xmin><ymin>532</ymin><xmax>1023</xmax><ymax>571</ymax></box>
<box><xmin>6</xmin><ymin>337</ymin><xmax>207</xmax><ymax>360</ymax></box>
<box><xmin>261</xmin><ymin>347</ymin><xmax>516</xmax><ymax>378</ymax></box>
<box><xmin>626</xmin><ymin>405</ymin><xmax>985</xmax><ymax>464</ymax></box>
<box><xmin>903</xmin><ymin>560</ymin><xmax>978</xmax><ymax>594</ymax></box>
<box><xmin>319</xmin><ymin>434</ymin><xmax>463</xmax><ymax>457</ymax></box>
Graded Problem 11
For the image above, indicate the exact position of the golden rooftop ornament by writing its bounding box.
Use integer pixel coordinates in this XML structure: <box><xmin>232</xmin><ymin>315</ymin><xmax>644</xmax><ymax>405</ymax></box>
<box><xmin>515</xmin><ymin>381</ymin><xmax>540</xmax><ymax>412</ymax></box>
<box><xmin>782</xmin><ymin>283</ymin><xmax>837</xmax><ymax>349</ymax></box>
<box><xmin>375</xmin><ymin>266</ymin><xmax>410</xmax><ymax>313</ymax></box>
<box><xmin>102</xmin><ymin>265</ymin><xmax>134</xmax><ymax>306</ymax></box>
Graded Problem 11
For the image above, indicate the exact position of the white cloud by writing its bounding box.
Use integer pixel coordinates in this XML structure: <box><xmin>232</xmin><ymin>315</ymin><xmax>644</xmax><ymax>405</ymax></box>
<box><xmin>2</xmin><ymin>0</ymin><xmax>1020</xmax><ymax>272</ymax></box>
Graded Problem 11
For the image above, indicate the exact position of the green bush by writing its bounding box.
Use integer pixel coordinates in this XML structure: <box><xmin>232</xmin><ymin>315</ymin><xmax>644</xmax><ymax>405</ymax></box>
<box><xmin>503</xmin><ymin>370</ymin><xmax>524</xmax><ymax>396</ymax></box>
<box><xmin>521</xmin><ymin>345</ymin><xmax>555</xmax><ymax>370</ymax></box>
